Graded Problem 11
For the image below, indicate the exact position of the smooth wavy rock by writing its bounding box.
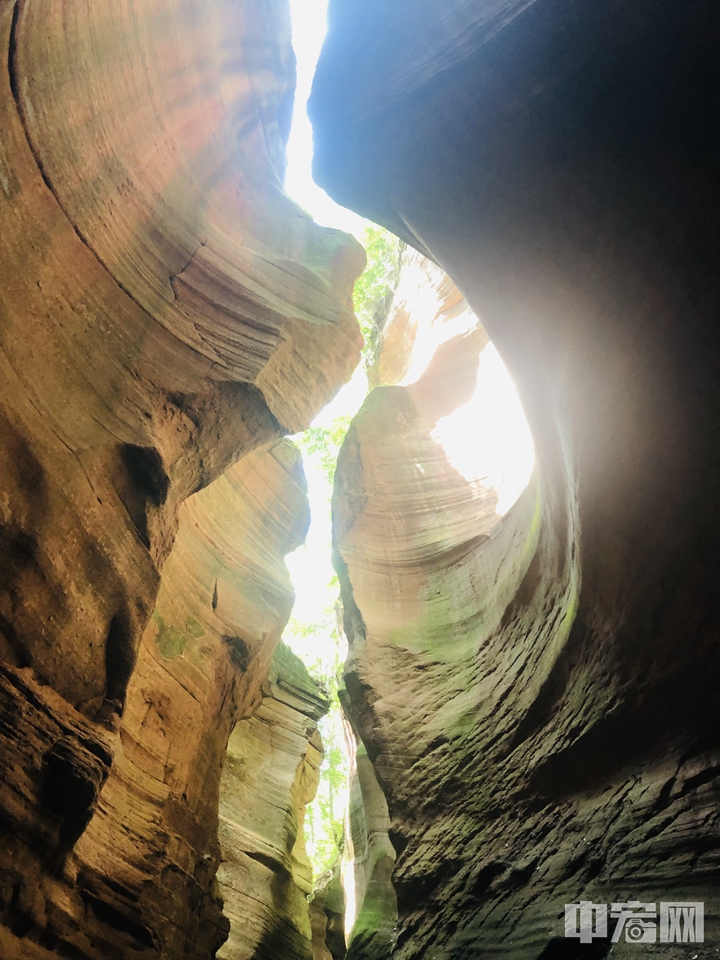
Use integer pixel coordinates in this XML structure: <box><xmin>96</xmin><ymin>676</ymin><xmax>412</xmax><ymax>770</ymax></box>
<box><xmin>345</xmin><ymin>244</ymin><xmax>490</xmax><ymax>960</ymax></box>
<box><xmin>0</xmin><ymin>0</ymin><xmax>361</xmax><ymax>713</ymax></box>
<box><xmin>316</xmin><ymin>1</ymin><xmax>720</xmax><ymax>956</ymax></box>
<box><xmin>340</xmin><ymin>703</ymin><xmax>396</xmax><ymax>960</ymax></box>
<box><xmin>310</xmin><ymin>865</ymin><xmax>346</xmax><ymax>960</ymax></box>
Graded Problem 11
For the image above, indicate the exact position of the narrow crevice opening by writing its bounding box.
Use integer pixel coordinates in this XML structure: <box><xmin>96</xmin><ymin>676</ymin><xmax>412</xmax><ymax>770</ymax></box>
<box><xmin>279</xmin><ymin>0</ymin><xmax>536</xmax><ymax>951</ymax></box>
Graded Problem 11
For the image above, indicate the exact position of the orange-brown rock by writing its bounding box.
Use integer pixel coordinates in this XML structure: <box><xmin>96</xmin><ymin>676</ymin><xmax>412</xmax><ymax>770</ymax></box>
<box><xmin>0</xmin><ymin>438</ymin><xmax>314</xmax><ymax>957</ymax></box>
<box><xmin>0</xmin><ymin>0</ymin><xmax>363</xmax><ymax>953</ymax></box>
<box><xmin>0</xmin><ymin>0</ymin><xmax>361</xmax><ymax>713</ymax></box>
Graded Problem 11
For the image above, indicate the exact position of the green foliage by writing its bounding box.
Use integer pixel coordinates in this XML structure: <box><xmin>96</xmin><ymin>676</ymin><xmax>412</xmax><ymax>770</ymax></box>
<box><xmin>300</xmin><ymin>415</ymin><xmax>352</xmax><ymax>487</ymax></box>
<box><xmin>294</xmin><ymin>224</ymin><xmax>401</xmax><ymax>491</ymax></box>
<box><xmin>287</xmin><ymin>222</ymin><xmax>402</xmax><ymax>882</ymax></box>
<box><xmin>304</xmin><ymin>702</ymin><xmax>347</xmax><ymax>877</ymax></box>
<box><xmin>353</xmin><ymin>225</ymin><xmax>402</xmax><ymax>353</ymax></box>
<box><xmin>285</xmin><ymin>605</ymin><xmax>347</xmax><ymax>880</ymax></box>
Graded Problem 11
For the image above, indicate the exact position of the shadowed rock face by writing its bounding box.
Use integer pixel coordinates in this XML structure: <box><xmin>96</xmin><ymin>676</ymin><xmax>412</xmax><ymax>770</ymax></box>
<box><xmin>0</xmin><ymin>438</ymin><xmax>317</xmax><ymax>958</ymax></box>
<box><xmin>311</xmin><ymin>865</ymin><xmax>346</xmax><ymax>960</ymax></box>
<box><xmin>313</xmin><ymin>2</ymin><xmax>720</xmax><ymax>957</ymax></box>
<box><xmin>0</xmin><ymin>0</ymin><xmax>363</xmax><ymax>954</ymax></box>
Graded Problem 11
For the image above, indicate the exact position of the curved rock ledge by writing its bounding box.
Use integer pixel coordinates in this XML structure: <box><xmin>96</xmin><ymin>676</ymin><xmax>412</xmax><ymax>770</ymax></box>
<box><xmin>0</xmin><ymin>438</ymin><xmax>315</xmax><ymax>958</ymax></box>
<box><xmin>0</xmin><ymin>0</ymin><xmax>362</xmax><ymax>713</ymax></box>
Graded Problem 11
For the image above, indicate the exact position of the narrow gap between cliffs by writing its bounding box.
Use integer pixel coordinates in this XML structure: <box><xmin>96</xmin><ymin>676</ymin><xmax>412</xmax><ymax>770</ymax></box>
<box><xmin>280</xmin><ymin>0</ymin><xmax>535</xmax><ymax>942</ymax></box>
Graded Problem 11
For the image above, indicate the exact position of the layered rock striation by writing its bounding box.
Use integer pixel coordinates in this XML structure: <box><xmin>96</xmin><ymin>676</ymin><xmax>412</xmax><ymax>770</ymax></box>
<box><xmin>218</xmin><ymin>642</ymin><xmax>328</xmax><ymax>960</ymax></box>
<box><xmin>315</xmin><ymin>2</ymin><xmax>720</xmax><ymax>957</ymax></box>
<box><xmin>0</xmin><ymin>0</ymin><xmax>363</xmax><ymax>954</ymax></box>
<box><xmin>369</xmin><ymin>245</ymin><xmax>487</xmax><ymax>391</ymax></box>
<box><xmin>0</xmin><ymin>436</ymin><xmax>317</xmax><ymax>958</ymax></box>
<box><xmin>310</xmin><ymin>865</ymin><xmax>346</xmax><ymax>960</ymax></box>
<box><xmin>340</xmin><ymin>700</ymin><xmax>396</xmax><ymax>960</ymax></box>
<box><xmin>1</xmin><ymin>0</ymin><xmax>361</xmax><ymax>716</ymax></box>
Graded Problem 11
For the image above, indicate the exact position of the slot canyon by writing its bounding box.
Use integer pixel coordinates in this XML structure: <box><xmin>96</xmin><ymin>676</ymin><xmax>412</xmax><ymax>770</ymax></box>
<box><xmin>0</xmin><ymin>0</ymin><xmax>719</xmax><ymax>958</ymax></box>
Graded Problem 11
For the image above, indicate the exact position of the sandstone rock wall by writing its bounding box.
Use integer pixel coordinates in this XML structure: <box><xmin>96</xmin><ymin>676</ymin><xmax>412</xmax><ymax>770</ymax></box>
<box><xmin>370</xmin><ymin>245</ymin><xmax>487</xmax><ymax>390</ymax></box>
<box><xmin>1</xmin><ymin>0</ymin><xmax>361</xmax><ymax>717</ymax></box>
<box><xmin>0</xmin><ymin>438</ymin><xmax>314</xmax><ymax>958</ymax></box>
<box><xmin>314</xmin><ymin>1</ymin><xmax>720</xmax><ymax>956</ymax></box>
<box><xmin>218</xmin><ymin>642</ymin><xmax>328</xmax><ymax>960</ymax></box>
<box><xmin>0</xmin><ymin>0</ymin><xmax>363</xmax><ymax>953</ymax></box>
<box><xmin>310</xmin><ymin>866</ymin><xmax>346</xmax><ymax>960</ymax></box>
<box><xmin>340</xmin><ymin>704</ymin><xmax>396</xmax><ymax>960</ymax></box>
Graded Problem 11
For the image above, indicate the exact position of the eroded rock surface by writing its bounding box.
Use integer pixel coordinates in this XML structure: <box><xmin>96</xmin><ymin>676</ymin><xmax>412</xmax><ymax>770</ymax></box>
<box><xmin>315</xmin><ymin>2</ymin><xmax>720</xmax><ymax>957</ymax></box>
<box><xmin>0</xmin><ymin>0</ymin><xmax>363</xmax><ymax>953</ymax></box>
<box><xmin>218</xmin><ymin>642</ymin><xmax>328</xmax><ymax>960</ymax></box>
<box><xmin>0</xmin><ymin>438</ymin><xmax>314</xmax><ymax>958</ymax></box>
<box><xmin>310</xmin><ymin>866</ymin><xmax>346</xmax><ymax>960</ymax></box>
<box><xmin>340</xmin><ymin>702</ymin><xmax>396</xmax><ymax>960</ymax></box>
<box><xmin>1</xmin><ymin>0</ymin><xmax>361</xmax><ymax>715</ymax></box>
<box><xmin>370</xmin><ymin>245</ymin><xmax>487</xmax><ymax>390</ymax></box>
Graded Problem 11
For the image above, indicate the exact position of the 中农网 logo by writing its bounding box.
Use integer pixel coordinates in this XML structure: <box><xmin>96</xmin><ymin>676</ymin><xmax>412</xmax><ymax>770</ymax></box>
<box><xmin>564</xmin><ymin>900</ymin><xmax>704</xmax><ymax>944</ymax></box>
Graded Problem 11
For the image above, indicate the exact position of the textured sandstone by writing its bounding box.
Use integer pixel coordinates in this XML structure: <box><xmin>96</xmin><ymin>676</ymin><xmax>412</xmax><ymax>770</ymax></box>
<box><xmin>370</xmin><ymin>245</ymin><xmax>487</xmax><ymax>390</ymax></box>
<box><xmin>310</xmin><ymin>866</ymin><xmax>346</xmax><ymax>960</ymax></box>
<box><xmin>0</xmin><ymin>0</ymin><xmax>361</xmax><ymax>712</ymax></box>
<box><xmin>7</xmin><ymin>0</ymin><xmax>720</xmax><ymax>957</ymax></box>
<box><xmin>314</xmin><ymin>2</ymin><xmax>720</xmax><ymax>957</ymax></box>
<box><xmin>218</xmin><ymin>642</ymin><xmax>328</xmax><ymax>960</ymax></box>
<box><xmin>0</xmin><ymin>0</ymin><xmax>363</xmax><ymax>952</ymax></box>
<box><xmin>340</xmin><ymin>705</ymin><xmax>396</xmax><ymax>960</ymax></box>
<box><xmin>0</xmin><ymin>439</ymin><xmax>314</xmax><ymax>957</ymax></box>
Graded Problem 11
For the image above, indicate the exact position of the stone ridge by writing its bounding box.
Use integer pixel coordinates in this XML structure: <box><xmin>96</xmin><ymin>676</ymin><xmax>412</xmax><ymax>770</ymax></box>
<box><xmin>0</xmin><ymin>0</ymin><xmax>362</xmax><ymax>714</ymax></box>
<box><xmin>310</xmin><ymin>865</ymin><xmax>346</xmax><ymax>960</ymax></box>
<box><xmin>341</xmin><ymin>718</ymin><xmax>397</xmax><ymax>960</ymax></box>
<box><xmin>0</xmin><ymin>439</ymin><xmax>316</xmax><ymax>957</ymax></box>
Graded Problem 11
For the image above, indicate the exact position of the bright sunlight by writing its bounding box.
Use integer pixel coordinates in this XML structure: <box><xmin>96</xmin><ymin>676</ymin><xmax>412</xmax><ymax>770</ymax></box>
<box><xmin>282</xmin><ymin>0</ymin><xmax>534</xmax><ymax>882</ymax></box>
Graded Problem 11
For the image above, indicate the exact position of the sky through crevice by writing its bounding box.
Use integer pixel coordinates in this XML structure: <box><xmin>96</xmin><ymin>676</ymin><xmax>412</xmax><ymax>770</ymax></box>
<box><xmin>281</xmin><ymin>0</ymin><xmax>534</xmax><ymax>881</ymax></box>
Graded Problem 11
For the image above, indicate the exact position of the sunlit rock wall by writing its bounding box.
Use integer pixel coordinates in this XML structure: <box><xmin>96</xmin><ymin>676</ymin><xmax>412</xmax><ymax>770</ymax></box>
<box><xmin>315</xmin><ymin>1</ymin><xmax>720</xmax><ymax>957</ymax></box>
<box><xmin>218</xmin><ymin>642</ymin><xmax>328</xmax><ymax>960</ymax></box>
<box><xmin>369</xmin><ymin>245</ymin><xmax>487</xmax><ymax>390</ymax></box>
<box><xmin>338</xmin><ymin>256</ymin><xmax>499</xmax><ymax>960</ymax></box>
<box><xmin>0</xmin><ymin>0</ymin><xmax>361</xmax><ymax>715</ymax></box>
<box><xmin>0</xmin><ymin>0</ymin><xmax>363</xmax><ymax>953</ymax></box>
